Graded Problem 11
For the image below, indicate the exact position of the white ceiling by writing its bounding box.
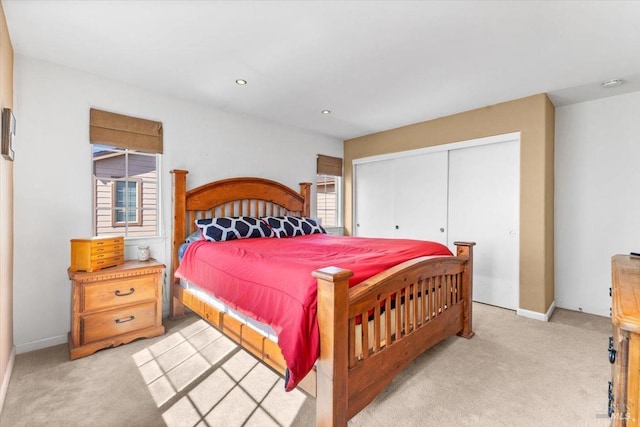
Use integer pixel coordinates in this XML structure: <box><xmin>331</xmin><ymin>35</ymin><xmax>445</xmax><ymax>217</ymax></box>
<box><xmin>3</xmin><ymin>0</ymin><xmax>640</xmax><ymax>140</ymax></box>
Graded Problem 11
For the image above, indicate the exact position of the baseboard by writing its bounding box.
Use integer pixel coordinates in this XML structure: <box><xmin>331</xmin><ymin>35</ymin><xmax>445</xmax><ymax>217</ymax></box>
<box><xmin>517</xmin><ymin>301</ymin><xmax>556</xmax><ymax>322</ymax></box>
<box><xmin>0</xmin><ymin>346</ymin><xmax>16</xmax><ymax>414</ymax></box>
<box><xmin>15</xmin><ymin>334</ymin><xmax>68</xmax><ymax>355</ymax></box>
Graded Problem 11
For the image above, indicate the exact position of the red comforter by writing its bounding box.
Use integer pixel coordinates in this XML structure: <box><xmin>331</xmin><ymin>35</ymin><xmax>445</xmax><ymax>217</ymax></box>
<box><xmin>175</xmin><ymin>233</ymin><xmax>451</xmax><ymax>391</ymax></box>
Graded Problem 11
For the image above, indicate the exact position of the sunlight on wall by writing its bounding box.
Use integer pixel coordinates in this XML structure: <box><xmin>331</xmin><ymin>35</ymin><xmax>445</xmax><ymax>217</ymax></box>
<box><xmin>132</xmin><ymin>319</ymin><xmax>308</xmax><ymax>426</ymax></box>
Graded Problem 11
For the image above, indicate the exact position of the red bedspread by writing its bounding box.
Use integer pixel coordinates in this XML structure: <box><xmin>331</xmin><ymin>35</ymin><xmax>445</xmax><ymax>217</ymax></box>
<box><xmin>175</xmin><ymin>233</ymin><xmax>452</xmax><ymax>391</ymax></box>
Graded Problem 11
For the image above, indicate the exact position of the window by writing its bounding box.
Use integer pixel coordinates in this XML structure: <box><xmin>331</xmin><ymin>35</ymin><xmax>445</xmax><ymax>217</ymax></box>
<box><xmin>316</xmin><ymin>155</ymin><xmax>343</xmax><ymax>234</ymax></box>
<box><xmin>113</xmin><ymin>179</ymin><xmax>141</xmax><ymax>226</ymax></box>
<box><xmin>316</xmin><ymin>174</ymin><xmax>341</xmax><ymax>228</ymax></box>
<box><xmin>93</xmin><ymin>145</ymin><xmax>159</xmax><ymax>237</ymax></box>
<box><xmin>89</xmin><ymin>108</ymin><xmax>163</xmax><ymax>238</ymax></box>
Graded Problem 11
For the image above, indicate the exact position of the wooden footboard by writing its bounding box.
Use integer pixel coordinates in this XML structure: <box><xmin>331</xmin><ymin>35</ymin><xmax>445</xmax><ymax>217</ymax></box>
<box><xmin>314</xmin><ymin>242</ymin><xmax>474</xmax><ymax>426</ymax></box>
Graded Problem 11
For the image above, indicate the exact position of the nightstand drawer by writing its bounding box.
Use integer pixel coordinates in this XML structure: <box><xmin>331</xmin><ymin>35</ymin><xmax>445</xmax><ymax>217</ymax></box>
<box><xmin>83</xmin><ymin>275</ymin><xmax>156</xmax><ymax>312</ymax></box>
<box><xmin>69</xmin><ymin>259</ymin><xmax>165</xmax><ymax>359</ymax></box>
<box><xmin>81</xmin><ymin>302</ymin><xmax>157</xmax><ymax>344</ymax></box>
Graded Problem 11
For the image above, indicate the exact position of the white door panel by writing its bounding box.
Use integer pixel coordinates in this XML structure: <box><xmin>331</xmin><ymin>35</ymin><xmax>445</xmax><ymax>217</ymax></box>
<box><xmin>354</xmin><ymin>161</ymin><xmax>395</xmax><ymax>237</ymax></box>
<box><xmin>447</xmin><ymin>140</ymin><xmax>520</xmax><ymax>309</ymax></box>
<box><xmin>393</xmin><ymin>152</ymin><xmax>448</xmax><ymax>244</ymax></box>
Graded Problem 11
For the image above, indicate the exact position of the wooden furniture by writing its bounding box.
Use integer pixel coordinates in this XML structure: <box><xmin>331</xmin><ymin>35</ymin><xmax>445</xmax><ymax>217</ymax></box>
<box><xmin>68</xmin><ymin>259</ymin><xmax>165</xmax><ymax>360</ymax></box>
<box><xmin>610</xmin><ymin>255</ymin><xmax>640</xmax><ymax>426</ymax></box>
<box><xmin>70</xmin><ymin>236</ymin><xmax>124</xmax><ymax>272</ymax></box>
<box><xmin>170</xmin><ymin>170</ymin><xmax>475</xmax><ymax>426</ymax></box>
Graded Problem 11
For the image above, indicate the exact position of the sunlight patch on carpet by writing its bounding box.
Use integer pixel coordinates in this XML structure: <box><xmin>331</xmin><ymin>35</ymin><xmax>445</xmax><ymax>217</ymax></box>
<box><xmin>132</xmin><ymin>318</ymin><xmax>308</xmax><ymax>426</ymax></box>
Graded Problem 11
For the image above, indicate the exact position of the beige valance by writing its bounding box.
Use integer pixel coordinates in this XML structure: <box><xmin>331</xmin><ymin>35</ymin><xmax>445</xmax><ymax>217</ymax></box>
<box><xmin>317</xmin><ymin>154</ymin><xmax>343</xmax><ymax>177</ymax></box>
<box><xmin>90</xmin><ymin>108</ymin><xmax>163</xmax><ymax>154</ymax></box>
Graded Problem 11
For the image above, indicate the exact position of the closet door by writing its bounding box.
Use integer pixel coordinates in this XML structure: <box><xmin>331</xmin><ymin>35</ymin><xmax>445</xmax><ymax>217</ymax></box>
<box><xmin>447</xmin><ymin>140</ymin><xmax>520</xmax><ymax>310</ymax></box>
<box><xmin>354</xmin><ymin>160</ymin><xmax>395</xmax><ymax>238</ymax></box>
<box><xmin>393</xmin><ymin>152</ymin><xmax>448</xmax><ymax>244</ymax></box>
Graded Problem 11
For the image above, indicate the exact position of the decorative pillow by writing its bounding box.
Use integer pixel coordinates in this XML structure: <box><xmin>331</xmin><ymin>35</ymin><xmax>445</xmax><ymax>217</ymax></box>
<box><xmin>261</xmin><ymin>216</ymin><xmax>326</xmax><ymax>238</ymax></box>
<box><xmin>195</xmin><ymin>216</ymin><xmax>275</xmax><ymax>242</ymax></box>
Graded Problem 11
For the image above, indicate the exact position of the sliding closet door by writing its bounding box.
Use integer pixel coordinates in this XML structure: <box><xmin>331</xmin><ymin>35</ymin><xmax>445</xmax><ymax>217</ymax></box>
<box><xmin>354</xmin><ymin>151</ymin><xmax>448</xmax><ymax>240</ymax></box>
<box><xmin>354</xmin><ymin>160</ymin><xmax>395</xmax><ymax>238</ymax></box>
<box><xmin>393</xmin><ymin>152</ymin><xmax>448</xmax><ymax>244</ymax></box>
<box><xmin>447</xmin><ymin>140</ymin><xmax>520</xmax><ymax>309</ymax></box>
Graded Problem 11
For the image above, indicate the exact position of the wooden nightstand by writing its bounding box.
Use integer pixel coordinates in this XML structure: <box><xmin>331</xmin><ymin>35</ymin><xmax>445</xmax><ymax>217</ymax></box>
<box><xmin>68</xmin><ymin>259</ymin><xmax>165</xmax><ymax>360</ymax></box>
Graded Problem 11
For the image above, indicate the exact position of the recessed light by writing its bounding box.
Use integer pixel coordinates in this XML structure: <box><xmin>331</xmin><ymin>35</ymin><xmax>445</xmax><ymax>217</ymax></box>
<box><xmin>602</xmin><ymin>79</ymin><xmax>623</xmax><ymax>88</ymax></box>
<box><xmin>235</xmin><ymin>79</ymin><xmax>247</xmax><ymax>85</ymax></box>
<box><xmin>321</xmin><ymin>110</ymin><xmax>331</xmax><ymax>115</ymax></box>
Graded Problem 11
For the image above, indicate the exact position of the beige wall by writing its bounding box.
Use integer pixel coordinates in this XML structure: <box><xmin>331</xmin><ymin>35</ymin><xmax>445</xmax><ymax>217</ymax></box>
<box><xmin>0</xmin><ymin>0</ymin><xmax>14</xmax><ymax>408</ymax></box>
<box><xmin>344</xmin><ymin>94</ymin><xmax>555</xmax><ymax>314</ymax></box>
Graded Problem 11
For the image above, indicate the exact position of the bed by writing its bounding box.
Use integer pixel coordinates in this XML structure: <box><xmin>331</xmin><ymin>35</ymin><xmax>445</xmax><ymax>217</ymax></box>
<box><xmin>170</xmin><ymin>169</ymin><xmax>475</xmax><ymax>426</ymax></box>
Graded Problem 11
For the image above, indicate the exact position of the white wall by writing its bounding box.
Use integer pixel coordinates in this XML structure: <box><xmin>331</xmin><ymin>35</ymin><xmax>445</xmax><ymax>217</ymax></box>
<box><xmin>555</xmin><ymin>91</ymin><xmax>640</xmax><ymax>316</ymax></box>
<box><xmin>13</xmin><ymin>55</ymin><xmax>342</xmax><ymax>353</ymax></box>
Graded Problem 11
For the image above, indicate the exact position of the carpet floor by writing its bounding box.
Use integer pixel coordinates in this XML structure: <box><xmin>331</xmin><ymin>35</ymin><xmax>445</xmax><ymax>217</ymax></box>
<box><xmin>0</xmin><ymin>303</ymin><xmax>613</xmax><ymax>426</ymax></box>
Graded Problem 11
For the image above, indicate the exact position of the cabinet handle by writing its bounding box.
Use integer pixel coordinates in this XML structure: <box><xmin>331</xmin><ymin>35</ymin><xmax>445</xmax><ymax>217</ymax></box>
<box><xmin>608</xmin><ymin>336</ymin><xmax>617</xmax><ymax>364</ymax></box>
<box><xmin>115</xmin><ymin>288</ymin><xmax>135</xmax><ymax>297</ymax></box>
<box><xmin>395</xmin><ymin>225</ymin><xmax>399</xmax><ymax>230</ymax></box>
<box><xmin>115</xmin><ymin>315</ymin><xmax>135</xmax><ymax>324</ymax></box>
<box><xmin>608</xmin><ymin>380</ymin><xmax>615</xmax><ymax>417</ymax></box>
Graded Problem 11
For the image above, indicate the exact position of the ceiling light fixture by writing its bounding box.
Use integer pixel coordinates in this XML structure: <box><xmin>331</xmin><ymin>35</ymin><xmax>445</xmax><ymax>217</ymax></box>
<box><xmin>235</xmin><ymin>79</ymin><xmax>247</xmax><ymax>85</ymax></box>
<box><xmin>321</xmin><ymin>109</ymin><xmax>331</xmax><ymax>115</ymax></box>
<box><xmin>602</xmin><ymin>78</ymin><xmax>623</xmax><ymax>88</ymax></box>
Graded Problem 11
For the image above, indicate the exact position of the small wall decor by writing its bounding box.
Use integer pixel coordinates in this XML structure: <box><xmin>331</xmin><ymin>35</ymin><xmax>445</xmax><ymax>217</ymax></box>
<box><xmin>1</xmin><ymin>107</ymin><xmax>15</xmax><ymax>161</ymax></box>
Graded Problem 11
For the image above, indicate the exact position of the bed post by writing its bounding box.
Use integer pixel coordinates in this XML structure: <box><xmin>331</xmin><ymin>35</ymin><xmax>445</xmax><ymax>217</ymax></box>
<box><xmin>299</xmin><ymin>182</ymin><xmax>311</xmax><ymax>217</ymax></box>
<box><xmin>170</xmin><ymin>169</ymin><xmax>188</xmax><ymax>319</ymax></box>
<box><xmin>313</xmin><ymin>266</ymin><xmax>353</xmax><ymax>427</ymax></box>
<box><xmin>454</xmin><ymin>241</ymin><xmax>476</xmax><ymax>339</ymax></box>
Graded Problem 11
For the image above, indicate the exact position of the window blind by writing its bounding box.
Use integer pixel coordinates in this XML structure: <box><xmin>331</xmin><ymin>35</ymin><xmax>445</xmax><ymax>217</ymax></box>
<box><xmin>90</xmin><ymin>108</ymin><xmax>163</xmax><ymax>154</ymax></box>
<box><xmin>316</xmin><ymin>154</ymin><xmax>343</xmax><ymax>177</ymax></box>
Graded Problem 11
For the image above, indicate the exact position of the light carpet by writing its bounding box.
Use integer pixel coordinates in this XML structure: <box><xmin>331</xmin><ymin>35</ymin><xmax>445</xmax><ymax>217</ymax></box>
<box><xmin>0</xmin><ymin>303</ymin><xmax>613</xmax><ymax>426</ymax></box>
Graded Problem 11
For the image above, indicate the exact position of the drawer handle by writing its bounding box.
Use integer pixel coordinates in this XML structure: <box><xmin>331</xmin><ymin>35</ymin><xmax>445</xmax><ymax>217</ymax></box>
<box><xmin>608</xmin><ymin>380</ymin><xmax>615</xmax><ymax>417</ymax></box>
<box><xmin>608</xmin><ymin>336</ymin><xmax>617</xmax><ymax>364</ymax></box>
<box><xmin>115</xmin><ymin>288</ymin><xmax>135</xmax><ymax>297</ymax></box>
<box><xmin>115</xmin><ymin>315</ymin><xmax>135</xmax><ymax>324</ymax></box>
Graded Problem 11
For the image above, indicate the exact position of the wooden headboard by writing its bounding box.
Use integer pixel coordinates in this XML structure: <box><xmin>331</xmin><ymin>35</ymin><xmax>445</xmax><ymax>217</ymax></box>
<box><xmin>170</xmin><ymin>170</ymin><xmax>312</xmax><ymax>284</ymax></box>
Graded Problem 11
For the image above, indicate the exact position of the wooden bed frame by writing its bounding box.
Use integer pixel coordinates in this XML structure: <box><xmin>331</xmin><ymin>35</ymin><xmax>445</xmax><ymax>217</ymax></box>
<box><xmin>170</xmin><ymin>169</ymin><xmax>475</xmax><ymax>426</ymax></box>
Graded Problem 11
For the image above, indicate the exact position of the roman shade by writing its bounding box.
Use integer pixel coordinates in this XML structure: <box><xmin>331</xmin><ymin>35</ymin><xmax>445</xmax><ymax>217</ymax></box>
<box><xmin>316</xmin><ymin>154</ymin><xmax>343</xmax><ymax>177</ymax></box>
<box><xmin>90</xmin><ymin>108</ymin><xmax>163</xmax><ymax>154</ymax></box>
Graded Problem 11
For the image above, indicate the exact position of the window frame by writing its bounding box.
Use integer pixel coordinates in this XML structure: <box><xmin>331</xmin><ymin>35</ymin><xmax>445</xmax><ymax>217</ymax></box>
<box><xmin>111</xmin><ymin>178</ymin><xmax>143</xmax><ymax>227</ymax></box>
<box><xmin>92</xmin><ymin>145</ymin><xmax>162</xmax><ymax>239</ymax></box>
<box><xmin>316</xmin><ymin>173</ymin><xmax>343</xmax><ymax>232</ymax></box>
